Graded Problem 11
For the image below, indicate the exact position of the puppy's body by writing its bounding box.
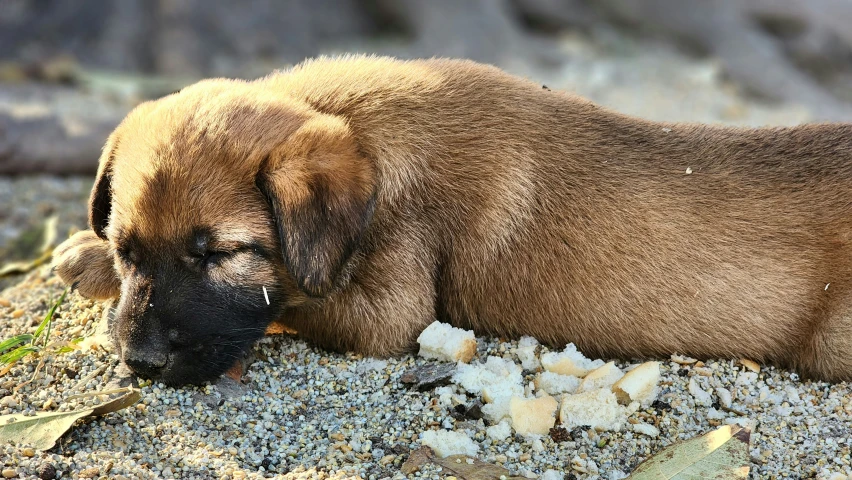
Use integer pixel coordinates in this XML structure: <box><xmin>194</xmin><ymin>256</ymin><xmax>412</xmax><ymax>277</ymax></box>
<box><xmin>53</xmin><ymin>56</ymin><xmax>852</xmax><ymax>384</ymax></box>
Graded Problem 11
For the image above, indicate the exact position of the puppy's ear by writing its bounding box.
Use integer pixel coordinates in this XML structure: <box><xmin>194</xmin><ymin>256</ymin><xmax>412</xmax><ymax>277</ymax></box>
<box><xmin>89</xmin><ymin>134</ymin><xmax>120</xmax><ymax>240</ymax></box>
<box><xmin>257</xmin><ymin>115</ymin><xmax>376</xmax><ymax>297</ymax></box>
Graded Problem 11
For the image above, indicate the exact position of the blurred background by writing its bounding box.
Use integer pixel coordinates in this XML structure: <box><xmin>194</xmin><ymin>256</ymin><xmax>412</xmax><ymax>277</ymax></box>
<box><xmin>2</xmin><ymin>0</ymin><xmax>852</xmax><ymax>283</ymax></box>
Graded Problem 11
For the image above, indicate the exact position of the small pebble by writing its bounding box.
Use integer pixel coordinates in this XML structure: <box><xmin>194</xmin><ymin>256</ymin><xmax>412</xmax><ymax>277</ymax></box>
<box><xmin>1</xmin><ymin>469</ymin><xmax>17</xmax><ymax>479</ymax></box>
<box><xmin>78</xmin><ymin>467</ymin><xmax>99</xmax><ymax>479</ymax></box>
<box><xmin>36</xmin><ymin>463</ymin><xmax>55</xmax><ymax>480</ymax></box>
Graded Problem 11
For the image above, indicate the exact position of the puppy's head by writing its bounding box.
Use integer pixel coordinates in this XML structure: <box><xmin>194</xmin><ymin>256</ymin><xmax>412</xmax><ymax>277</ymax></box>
<box><xmin>90</xmin><ymin>79</ymin><xmax>376</xmax><ymax>385</ymax></box>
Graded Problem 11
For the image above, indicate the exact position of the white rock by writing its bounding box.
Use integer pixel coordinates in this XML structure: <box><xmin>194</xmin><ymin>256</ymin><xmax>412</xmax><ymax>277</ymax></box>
<box><xmin>725</xmin><ymin>417</ymin><xmax>757</xmax><ymax>431</ymax></box>
<box><xmin>707</xmin><ymin>408</ymin><xmax>727</xmax><ymax>420</ymax></box>
<box><xmin>632</xmin><ymin>423</ymin><xmax>660</xmax><ymax>437</ymax></box>
<box><xmin>785</xmin><ymin>385</ymin><xmax>802</xmax><ymax>404</ymax></box>
<box><xmin>541</xmin><ymin>470</ymin><xmax>563</xmax><ymax>480</ymax></box>
<box><xmin>689</xmin><ymin>377</ymin><xmax>713</xmax><ymax>406</ymax></box>
<box><xmin>715</xmin><ymin>387</ymin><xmax>733</xmax><ymax>408</ymax></box>
<box><xmin>735</xmin><ymin>371</ymin><xmax>758</xmax><ymax>386</ymax></box>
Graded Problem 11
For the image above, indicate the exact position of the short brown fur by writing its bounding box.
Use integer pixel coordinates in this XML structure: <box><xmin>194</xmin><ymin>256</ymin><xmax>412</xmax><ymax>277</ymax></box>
<box><xmin>54</xmin><ymin>55</ymin><xmax>852</xmax><ymax>383</ymax></box>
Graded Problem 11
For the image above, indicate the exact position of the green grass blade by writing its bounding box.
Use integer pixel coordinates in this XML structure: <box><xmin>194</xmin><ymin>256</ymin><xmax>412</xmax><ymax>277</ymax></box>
<box><xmin>34</xmin><ymin>288</ymin><xmax>68</xmax><ymax>342</ymax></box>
<box><xmin>0</xmin><ymin>335</ymin><xmax>33</xmax><ymax>354</ymax></box>
<box><xmin>0</xmin><ymin>345</ymin><xmax>39</xmax><ymax>365</ymax></box>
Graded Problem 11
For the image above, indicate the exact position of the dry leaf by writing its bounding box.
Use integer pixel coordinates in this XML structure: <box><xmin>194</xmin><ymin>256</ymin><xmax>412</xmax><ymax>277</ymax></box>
<box><xmin>400</xmin><ymin>446</ymin><xmax>526</xmax><ymax>479</ymax></box>
<box><xmin>90</xmin><ymin>388</ymin><xmax>142</xmax><ymax>416</ymax></box>
<box><xmin>627</xmin><ymin>425</ymin><xmax>751</xmax><ymax>479</ymax></box>
<box><xmin>434</xmin><ymin>455</ymin><xmax>527</xmax><ymax>480</ymax></box>
<box><xmin>0</xmin><ymin>388</ymin><xmax>140</xmax><ymax>450</ymax></box>
<box><xmin>401</xmin><ymin>446</ymin><xmax>435</xmax><ymax>474</ymax></box>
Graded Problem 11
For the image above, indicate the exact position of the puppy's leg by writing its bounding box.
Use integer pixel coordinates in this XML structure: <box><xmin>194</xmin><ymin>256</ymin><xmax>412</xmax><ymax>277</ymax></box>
<box><xmin>285</xmin><ymin>240</ymin><xmax>436</xmax><ymax>356</ymax></box>
<box><xmin>795</xmin><ymin>295</ymin><xmax>852</xmax><ymax>382</ymax></box>
<box><xmin>52</xmin><ymin>230</ymin><xmax>120</xmax><ymax>300</ymax></box>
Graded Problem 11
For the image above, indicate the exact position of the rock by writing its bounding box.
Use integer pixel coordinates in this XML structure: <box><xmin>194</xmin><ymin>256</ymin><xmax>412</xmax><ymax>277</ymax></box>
<box><xmin>78</xmin><ymin>467</ymin><xmax>99</xmax><ymax>479</ymax></box>
<box><xmin>36</xmin><ymin>463</ymin><xmax>56</xmax><ymax>480</ymax></box>
<box><xmin>400</xmin><ymin>363</ymin><xmax>457</xmax><ymax>391</ymax></box>
<box><xmin>1</xmin><ymin>469</ymin><xmax>17</xmax><ymax>479</ymax></box>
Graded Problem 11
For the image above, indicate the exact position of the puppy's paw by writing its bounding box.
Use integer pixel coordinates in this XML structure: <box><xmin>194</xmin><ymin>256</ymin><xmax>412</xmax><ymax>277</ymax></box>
<box><xmin>52</xmin><ymin>230</ymin><xmax>120</xmax><ymax>299</ymax></box>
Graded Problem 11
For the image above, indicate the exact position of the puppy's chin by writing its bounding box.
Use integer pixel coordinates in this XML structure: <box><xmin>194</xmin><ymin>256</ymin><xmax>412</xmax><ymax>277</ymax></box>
<box><xmin>111</xmin><ymin>328</ymin><xmax>257</xmax><ymax>386</ymax></box>
<box><xmin>155</xmin><ymin>343</ymin><xmax>251</xmax><ymax>386</ymax></box>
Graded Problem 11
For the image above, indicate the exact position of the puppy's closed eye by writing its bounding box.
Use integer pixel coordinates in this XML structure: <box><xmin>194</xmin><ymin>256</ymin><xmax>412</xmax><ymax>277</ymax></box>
<box><xmin>196</xmin><ymin>251</ymin><xmax>232</xmax><ymax>268</ymax></box>
<box><xmin>116</xmin><ymin>247</ymin><xmax>140</xmax><ymax>267</ymax></box>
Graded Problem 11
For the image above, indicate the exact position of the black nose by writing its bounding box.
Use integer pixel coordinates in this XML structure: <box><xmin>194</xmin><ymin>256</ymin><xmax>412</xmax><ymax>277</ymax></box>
<box><xmin>124</xmin><ymin>350</ymin><xmax>168</xmax><ymax>379</ymax></box>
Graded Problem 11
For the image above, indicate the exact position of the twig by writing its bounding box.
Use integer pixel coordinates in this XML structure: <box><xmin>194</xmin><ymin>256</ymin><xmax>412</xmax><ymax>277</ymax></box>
<box><xmin>68</xmin><ymin>365</ymin><xmax>106</xmax><ymax>394</ymax></box>
<box><xmin>65</xmin><ymin>387</ymin><xmax>133</xmax><ymax>401</ymax></box>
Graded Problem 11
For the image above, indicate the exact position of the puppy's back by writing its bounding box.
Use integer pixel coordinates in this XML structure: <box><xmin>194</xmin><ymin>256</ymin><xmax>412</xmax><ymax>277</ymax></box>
<box><xmin>272</xmin><ymin>56</ymin><xmax>852</xmax><ymax>375</ymax></box>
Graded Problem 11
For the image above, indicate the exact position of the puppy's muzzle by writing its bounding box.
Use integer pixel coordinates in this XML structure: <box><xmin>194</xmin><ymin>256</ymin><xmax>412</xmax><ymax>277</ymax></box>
<box><xmin>122</xmin><ymin>331</ymin><xmax>170</xmax><ymax>379</ymax></box>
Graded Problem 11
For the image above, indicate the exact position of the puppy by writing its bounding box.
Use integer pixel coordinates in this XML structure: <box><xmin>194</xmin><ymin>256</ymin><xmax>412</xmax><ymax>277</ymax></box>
<box><xmin>53</xmin><ymin>55</ymin><xmax>852</xmax><ymax>385</ymax></box>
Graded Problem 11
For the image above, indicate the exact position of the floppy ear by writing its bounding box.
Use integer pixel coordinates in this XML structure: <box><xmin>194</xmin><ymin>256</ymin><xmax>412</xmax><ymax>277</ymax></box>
<box><xmin>257</xmin><ymin>115</ymin><xmax>377</xmax><ymax>297</ymax></box>
<box><xmin>89</xmin><ymin>134</ymin><xmax>120</xmax><ymax>240</ymax></box>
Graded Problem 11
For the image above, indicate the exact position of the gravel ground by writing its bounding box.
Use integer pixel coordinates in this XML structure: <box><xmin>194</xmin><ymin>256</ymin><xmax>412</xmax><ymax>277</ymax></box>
<box><xmin>1</xmin><ymin>34</ymin><xmax>850</xmax><ymax>479</ymax></box>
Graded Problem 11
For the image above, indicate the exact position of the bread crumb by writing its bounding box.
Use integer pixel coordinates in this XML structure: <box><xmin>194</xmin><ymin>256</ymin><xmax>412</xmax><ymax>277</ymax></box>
<box><xmin>482</xmin><ymin>378</ymin><xmax>524</xmax><ymax>404</ymax></box>
<box><xmin>514</xmin><ymin>336</ymin><xmax>541</xmax><ymax>370</ymax></box>
<box><xmin>541</xmin><ymin>344</ymin><xmax>605</xmax><ymax>377</ymax></box>
<box><xmin>417</xmin><ymin>321</ymin><xmax>477</xmax><ymax>363</ymax></box>
<box><xmin>611</xmin><ymin>361</ymin><xmax>660</xmax><ymax>406</ymax></box>
<box><xmin>739</xmin><ymin>358</ymin><xmax>760</xmax><ymax>373</ymax></box>
<box><xmin>481</xmin><ymin>396</ymin><xmax>513</xmax><ymax>423</ymax></box>
<box><xmin>534</xmin><ymin>371</ymin><xmax>580</xmax><ymax>395</ymax></box>
<box><xmin>453</xmin><ymin>356</ymin><xmax>522</xmax><ymax>396</ymax></box>
<box><xmin>420</xmin><ymin>430</ymin><xmax>479</xmax><ymax>458</ymax></box>
<box><xmin>486</xmin><ymin>419</ymin><xmax>512</xmax><ymax>441</ymax></box>
<box><xmin>559</xmin><ymin>389</ymin><xmax>636</xmax><ymax>431</ymax></box>
<box><xmin>510</xmin><ymin>395</ymin><xmax>558</xmax><ymax>436</ymax></box>
<box><xmin>670</xmin><ymin>354</ymin><xmax>697</xmax><ymax>365</ymax></box>
<box><xmin>578</xmin><ymin>362</ymin><xmax>623</xmax><ymax>392</ymax></box>
<box><xmin>434</xmin><ymin>386</ymin><xmax>458</xmax><ymax>408</ymax></box>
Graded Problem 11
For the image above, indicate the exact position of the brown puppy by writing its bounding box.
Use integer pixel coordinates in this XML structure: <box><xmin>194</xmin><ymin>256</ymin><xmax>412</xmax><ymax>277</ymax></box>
<box><xmin>53</xmin><ymin>55</ymin><xmax>852</xmax><ymax>385</ymax></box>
